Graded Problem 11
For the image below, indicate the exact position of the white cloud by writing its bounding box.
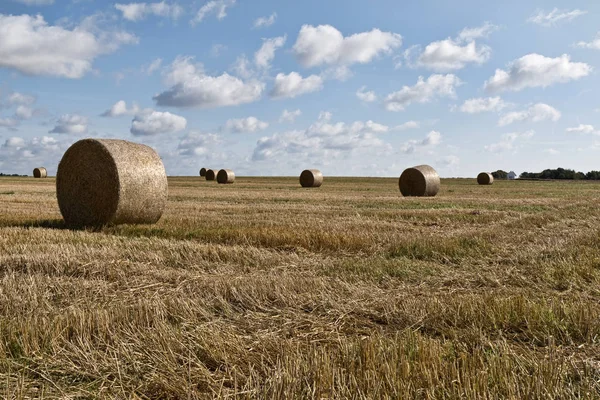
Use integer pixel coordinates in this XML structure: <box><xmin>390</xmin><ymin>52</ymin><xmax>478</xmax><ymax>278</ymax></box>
<box><xmin>400</xmin><ymin>130</ymin><xmax>442</xmax><ymax>154</ymax></box>
<box><xmin>0</xmin><ymin>14</ymin><xmax>138</xmax><ymax>79</ymax></box>
<box><xmin>485</xmin><ymin>130</ymin><xmax>535</xmax><ymax>152</ymax></box>
<box><xmin>193</xmin><ymin>0</ymin><xmax>235</xmax><ymax>24</ymax></box>
<box><xmin>101</xmin><ymin>100</ymin><xmax>140</xmax><ymax>117</ymax></box>
<box><xmin>210</xmin><ymin>44</ymin><xmax>227</xmax><ymax>57</ymax></box>
<box><xmin>575</xmin><ymin>33</ymin><xmax>600</xmax><ymax>50</ymax></box>
<box><xmin>383</xmin><ymin>74</ymin><xmax>461</xmax><ymax>111</ymax></box>
<box><xmin>225</xmin><ymin>116</ymin><xmax>269</xmax><ymax>133</ymax></box>
<box><xmin>3</xmin><ymin>137</ymin><xmax>26</xmax><ymax>148</ymax></box>
<box><xmin>566</xmin><ymin>124</ymin><xmax>600</xmax><ymax>135</ymax></box>
<box><xmin>14</xmin><ymin>106</ymin><xmax>34</xmax><ymax>120</ymax></box>
<box><xmin>457</xmin><ymin>22</ymin><xmax>499</xmax><ymax>42</ymax></box>
<box><xmin>154</xmin><ymin>56</ymin><xmax>264</xmax><ymax>108</ymax></box>
<box><xmin>394</xmin><ymin>121</ymin><xmax>420</xmax><ymax>130</ymax></box>
<box><xmin>498</xmin><ymin>103</ymin><xmax>561</xmax><ymax>126</ymax></box>
<box><xmin>115</xmin><ymin>2</ymin><xmax>184</xmax><ymax>21</ymax></box>
<box><xmin>459</xmin><ymin>97</ymin><xmax>507</xmax><ymax>113</ymax></box>
<box><xmin>8</xmin><ymin>92</ymin><xmax>36</xmax><ymax>106</ymax></box>
<box><xmin>544</xmin><ymin>148</ymin><xmax>560</xmax><ymax>155</ymax></box>
<box><xmin>321</xmin><ymin>65</ymin><xmax>353</xmax><ymax>81</ymax></box>
<box><xmin>438</xmin><ymin>155</ymin><xmax>460</xmax><ymax>167</ymax></box>
<box><xmin>484</xmin><ymin>54</ymin><xmax>591</xmax><ymax>93</ymax></box>
<box><xmin>253</xmin><ymin>13</ymin><xmax>276</xmax><ymax>29</ymax></box>
<box><xmin>144</xmin><ymin>58</ymin><xmax>163</xmax><ymax>75</ymax></box>
<box><xmin>177</xmin><ymin>131</ymin><xmax>222</xmax><ymax>156</ymax></box>
<box><xmin>0</xmin><ymin>118</ymin><xmax>19</xmax><ymax>128</ymax></box>
<box><xmin>528</xmin><ymin>8</ymin><xmax>587</xmax><ymax>27</ymax></box>
<box><xmin>130</xmin><ymin>110</ymin><xmax>187</xmax><ymax>136</ymax></box>
<box><xmin>270</xmin><ymin>72</ymin><xmax>323</xmax><ymax>99</ymax></box>
<box><xmin>231</xmin><ymin>55</ymin><xmax>253</xmax><ymax>79</ymax></box>
<box><xmin>279</xmin><ymin>109</ymin><xmax>302</xmax><ymax>123</ymax></box>
<box><xmin>254</xmin><ymin>35</ymin><xmax>286</xmax><ymax>69</ymax></box>
<box><xmin>11</xmin><ymin>0</ymin><xmax>54</xmax><ymax>5</ymax></box>
<box><xmin>292</xmin><ymin>24</ymin><xmax>402</xmax><ymax>68</ymax></box>
<box><xmin>356</xmin><ymin>86</ymin><xmax>377</xmax><ymax>102</ymax></box>
<box><xmin>49</xmin><ymin>114</ymin><xmax>88</xmax><ymax>134</ymax></box>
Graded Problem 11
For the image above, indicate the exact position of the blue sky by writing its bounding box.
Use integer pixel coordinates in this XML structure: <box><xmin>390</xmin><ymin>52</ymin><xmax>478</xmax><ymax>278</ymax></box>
<box><xmin>1</xmin><ymin>0</ymin><xmax>600</xmax><ymax>177</ymax></box>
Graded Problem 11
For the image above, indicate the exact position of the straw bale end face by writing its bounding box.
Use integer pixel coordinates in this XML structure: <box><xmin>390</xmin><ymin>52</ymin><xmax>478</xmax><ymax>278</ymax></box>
<box><xmin>217</xmin><ymin>169</ymin><xmax>235</xmax><ymax>184</ymax></box>
<box><xmin>56</xmin><ymin>139</ymin><xmax>168</xmax><ymax>227</ymax></box>
<box><xmin>199</xmin><ymin>168</ymin><xmax>207</xmax><ymax>177</ymax></box>
<box><xmin>399</xmin><ymin>165</ymin><xmax>440</xmax><ymax>197</ymax></box>
<box><xmin>33</xmin><ymin>167</ymin><xmax>47</xmax><ymax>178</ymax></box>
<box><xmin>477</xmin><ymin>172</ymin><xmax>494</xmax><ymax>185</ymax></box>
<box><xmin>300</xmin><ymin>169</ymin><xmax>323</xmax><ymax>187</ymax></box>
<box><xmin>205</xmin><ymin>169</ymin><xmax>216</xmax><ymax>181</ymax></box>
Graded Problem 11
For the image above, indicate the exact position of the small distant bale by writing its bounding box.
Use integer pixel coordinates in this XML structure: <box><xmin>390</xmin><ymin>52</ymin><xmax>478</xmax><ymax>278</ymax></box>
<box><xmin>33</xmin><ymin>167</ymin><xmax>47</xmax><ymax>178</ymax></box>
<box><xmin>56</xmin><ymin>139</ymin><xmax>168</xmax><ymax>227</ymax></box>
<box><xmin>217</xmin><ymin>169</ymin><xmax>235</xmax><ymax>184</ymax></box>
<box><xmin>477</xmin><ymin>172</ymin><xmax>494</xmax><ymax>185</ymax></box>
<box><xmin>200</xmin><ymin>167</ymin><xmax>207</xmax><ymax>177</ymax></box>
<box><xmin>399</xmin><ymin>165</ymin><xmax>440</xmax><ymax>197</ymax></box>
<box><xmin>205</xmin><ymin>169</ymin><xmax>216</xmax><ymax>181</ymax></box>
<box><xmin>300</xmin><ymin>169</ymin><xmax>323</xmax><ymax>188</ymax></box>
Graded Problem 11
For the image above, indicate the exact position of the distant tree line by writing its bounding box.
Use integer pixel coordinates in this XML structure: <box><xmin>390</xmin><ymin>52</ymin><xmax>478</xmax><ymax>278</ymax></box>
<box><xmin>491</xmin><ymin>170</ymin><xmax>508</xmax><ymax>179</ymax></box>
<box><xmin>520</xmin><ymin>168</ymin><xmax>600</xmax><ymax>180</ymax></box>
<box><xmin>0</xmin><ymin>173</ymin><xmax>27</xmax><ymax>177</ymax></box>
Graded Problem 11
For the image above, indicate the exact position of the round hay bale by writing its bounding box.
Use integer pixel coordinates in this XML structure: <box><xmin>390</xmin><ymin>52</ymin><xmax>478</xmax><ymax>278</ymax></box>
<box><xmin>205</xmin><ymin>169</ymin><xmax>216</xmax><ymax>181</ymax></box>
<box><xmin>217</xmin><ymin>169</ymin><xmax>235</xmax><ymax>184</ymax></box>
<box><xmin>56</xmin><ymin>139</ymin><xmax>168</xmax><ymax>227</ymax></box>
<box><xmin>477</xmin><ymin>172</ymin><xmax>494</xmax><ymax>185</ymax></box>
<box><xmin>199</xmin><ymin>167</ymin><xmax>207</xmax><ymax>177</ymax></box>
<box><xmin>399</xmin><ymin>165</ymin><xmax>440</xmax><ymax>197</ymax></box>
<box><xmin>33</xmin><ymin>167</ymin><xmax>47</xmax><ymax>178</ymax></box>
<box><xmin>300</xmin><ymin>169</ymin><xmax>323</xmax><ymax>188</ymax></box>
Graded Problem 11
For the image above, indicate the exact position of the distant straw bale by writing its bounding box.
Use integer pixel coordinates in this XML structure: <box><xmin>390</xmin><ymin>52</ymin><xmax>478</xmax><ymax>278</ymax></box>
<box><xmin>300</xmin><ymin>169</ymin><xmax>323</xmax><ymax>188</ymax></box>
<box><xmin>56</xmin><ymin>139</ymin><xmax>168</xmax><ymax>227</ymax></box>
<box><xmin>205</xmin><ymin>169</ymin><xmax>216</xmax><ymax>181</ymax></box>
<box><xmin>217</xmin><ymin>169</ymin><xmax>235</xmax><ymax>184</ymax></box>
<box><xmin>477</xmin><ymin>172</ymin><xmax>494</xmax><ymax>185</ymax></box>
<box><xmin>200</xmin><ymin>168</ymin><xmax>207</xmax><ymax>177</ymax></box>
<box><xmin>399</xmin><ymin>165</ymin><xmax>440</xmax><ymax>197</ymax></box>
<box><xmin>33</xmin><ymin>167</ymin><xmax>47</xmax><ymax>178</ymax></box>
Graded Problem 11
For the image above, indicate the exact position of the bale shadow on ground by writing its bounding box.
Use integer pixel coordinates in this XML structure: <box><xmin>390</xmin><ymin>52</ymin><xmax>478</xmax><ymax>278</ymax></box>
<box><xmin>6</xmin><ymin>219</ymin><xmax>102</xmax><ymax>232</ymax></box>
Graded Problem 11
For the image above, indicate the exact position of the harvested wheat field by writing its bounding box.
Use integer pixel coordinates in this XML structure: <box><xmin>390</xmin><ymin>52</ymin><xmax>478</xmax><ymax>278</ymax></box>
<box><xmin>0</xmin><ymin>176</ymin><xmax>599</xmax><ymax>399</ymax></box>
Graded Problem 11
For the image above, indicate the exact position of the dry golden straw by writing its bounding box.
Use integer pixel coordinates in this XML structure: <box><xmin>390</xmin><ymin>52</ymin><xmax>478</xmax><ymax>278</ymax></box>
<box><xmin>205</xmin><ymin>169</ymin><xmax>216</xmax><ymax>181</ymax></box>
<box><xmin>217</xmin><ymin>169</ymin><xmax>235</xmax><ymax>184</ymax></box>
<box><xmin>33</xmin><ymin>167</ymin><xmax>47</xmax><ymax>178</ymax></box>
<box><xmin>477</xmin><ymin>172</ymin><xmax>494</xmax><ymax>185</ymax></box>
<box><xmin>300</xmin><ymin>169</ymin><xmax>323</xmax><ymax>188</ymax></box>
<box><xmin>56</xmin><ymin>139</ymin><xmax>168</xmax><ymax>227</ymax></box>
<box><xmin>199</xmin><ymin>168</ymin><xmax>207</xmax><ymax>177</ymax></box>
<box><xmin>399</xmin><ymin>165</ymin><xmax>440</xmax><ymax>197</ymax></box>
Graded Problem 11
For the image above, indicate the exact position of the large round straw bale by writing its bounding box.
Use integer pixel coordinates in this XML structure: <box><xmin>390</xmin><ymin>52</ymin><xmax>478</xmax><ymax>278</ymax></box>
<box><xmin>477</xmin><ymin>172</ymin><xmax>494</xmax><ymax>185</ymax></box>
<box><xmin>33</xmin><ymin>167</ymin><xmax>47</xmax><ymax>178</ymax></box>
<box><xmin>217</xmin><ymin>169</ymin><xmax>235</xmax><ymax>184</ymax></box>
<box><xmin>399</xmin><ymin>165</ymin><xmax>440</xmax><ymax>197</ymax></box>
<box><xmin>199</xmin><ymin>167</ymin><xmax>207</xmax><ymax>177</ymax></box>
<box><xmin>205</xmin><ymin>169</ymin><xmax>216</xmax><ymax>181</ymax></box>
<box><xmin>56</xmin><ymin>139</ymin><xmax>168</xmax><ymax>227</ymax></box>
<box><xmin>300</xmin><ymin>169</ymin><xmax>323</xmax><ymax>188</ymax></box>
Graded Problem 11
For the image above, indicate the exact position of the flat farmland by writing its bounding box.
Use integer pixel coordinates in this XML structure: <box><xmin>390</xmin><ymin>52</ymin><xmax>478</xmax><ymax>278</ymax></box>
<box><xmin>0</xmin><ymin>176</ymin><xmax>599</xmax><ymax>399</ymax></box>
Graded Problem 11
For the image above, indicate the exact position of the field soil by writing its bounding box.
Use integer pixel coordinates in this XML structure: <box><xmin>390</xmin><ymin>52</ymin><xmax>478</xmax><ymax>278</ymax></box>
<box><xmin>0</xmin><ymin>176</ymin><xmax>599</xmax><ymax>399</ymax></box>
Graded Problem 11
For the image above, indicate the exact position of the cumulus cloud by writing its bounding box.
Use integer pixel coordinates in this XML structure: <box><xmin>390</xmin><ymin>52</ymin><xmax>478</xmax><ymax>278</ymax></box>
<box><xmin>177</xmin><ymin>131</ymin><xmax>222</xmax><ymax>156</ymax></box>
<box><xmin>225</xmin><ymin>116</ymin><xmax>269</xmax><ymax>133</ymax></box>
<box><xmin>279</xmin><ymin>109</ymin><xmax>302</xmax><ymax>123</ymax></box>
<box><xmin>270</xmin><ymin>72</ymin><xmax>323</xmax><ymax>99</ymax></box>
<box><xmin>457</xmin><ymin>22</ymin><xmax>499</xmax><ymax>42</ymax></box>
<box><xmin>101</xmin><ymin>100</ymin><xmax>140</xmax><ymax>117</ymax></box>
<box><xmin>292</xmin><ymin>24</ymin><xmax>402</xmax><ymax>68</ymax></box>
<box><xmin>144</xmin><ymin>58</ymin><xmax>163</xmax><ymax>75</ymax></box>
<box><xmin>8</xmin><ymin>92</ymin><xmax>36</xmax><ymax>106</ymax></box>
<box><xmin>528</xmin><ymin>8</ymin><xmax>587</xmax><ymax>27</ymax></box>
<box><xmin>566</xmin><ymin>124</ymin><xmax>600</xmax><ymax>135</ymax></box>
<box><xmin>394</xmin><ymin>121</ymin><xmax>420</xmax><ymax>130</ymax></box>
<box><xmin>49</xmin><ymin>114</ymin><xmax>88</xmax><ymax>134</ymax></box>
<box><xmin>484</xmin><ymin>54</ymin><xmax>591</xmax><ymax>93</ymax></box>
<box><xmin>0</xmin><ymin>14</ymin><xmax>138</xmax><ymax>79</ymax></box>
<box><xmin>130</xmin><ymin>110</ymin><xmax>187</xmax><ymax>136</ymax></box>
<box><xmin>497</xmin><ymin>103</ymin><xmax>561</xmax><ymax>126</ymax></box>
<box><xmin>0</xmin><ymin>135</ymin><xmax>66</xmax><ymax>174</ymax></box>
<box><xmin>459</xmin><ymin>97</ymin><xmax>508</xmax><ymax>113</ymax></box>
<box><xmin>253</xmin><ymin>13</ymin><xmax>276</xmax><ymax>29</ymax></box>
<box><xmin>14</xmin><ymin>106</ymin><xmax>34</xmax><ymax>120</ymax></box>
<box><xmin>0</xmin><ymin>117</ymin><xmax>18</xmax><ymax>128</ymax></box>
<box><xmin>154</xmin><ymin>56</ymin><xmax>264</xmax><ymax>108</ymax></box>
<box><xmin>575</xmin><ymin>33</ymin><xmax>600</xmax><ymax>50</ymax></box>
<box><xmin>254</xmin><ymin>35</ymin><xmax>286</xmax><ymax>69</ymax></box>
<box><xmin>400</xmin><ymin>130</ymin><xmax>442</xmax><ymax>154</ymax></box>
<box><xmin>193</xmin><ymin>0</ymin><xmax>235</xmax><ymax>24</ymax></box>
<box><xmin>383</xmin><ymin>74</ymin><xmax>461</xmax><ymax>111</ymax></box>
<box><xmin>252</xmin><ymin>113</ymin><xmax>390</xmax><ymax>162</ymax></box>
<box><xmin>356</xmin><ymin>86</ymin><xmax>377</xmax><ymax>102</ymax></box>
<box><xmin>115</xmin><ymin>2</ymin><xmax>184</xmax><ymax>21</ymax></box>
<box><xmin>485</xmin><ymin>130</ymin><xmax>534</xmax><ymax>152</ymax></box>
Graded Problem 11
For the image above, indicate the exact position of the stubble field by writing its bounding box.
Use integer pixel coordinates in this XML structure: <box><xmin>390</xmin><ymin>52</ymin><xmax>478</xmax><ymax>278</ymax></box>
<box><xmin>0</xmin><ymin>176</ymin><xmax>599</xmax><ymax>399</ymax></box>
